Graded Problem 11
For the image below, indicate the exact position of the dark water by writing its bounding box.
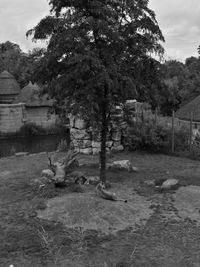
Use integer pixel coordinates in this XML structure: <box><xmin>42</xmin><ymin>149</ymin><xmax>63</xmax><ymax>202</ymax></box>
<box><xmin>0</xmin><ymin>132</ymin><xmax>70</xmax><ymax>158</ymax></box>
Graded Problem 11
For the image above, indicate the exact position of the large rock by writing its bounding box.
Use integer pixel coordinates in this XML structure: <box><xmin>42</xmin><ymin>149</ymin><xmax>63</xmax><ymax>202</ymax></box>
<box><xmin>41</xmin><ymin>169</ymin><xmax>55</xmax><ymax>180</ymax></box>
<box><xmin>112</xmin><ymin>131</ymin><xmax>121</xmax><ymax>141</ymax></box>
<box><xmin>111</xmin><ymin>145</ymin><xmax>124</xmax><ymax>152</ymax></box>
<box><xmin>72</xmin><ymin>139</ymin><xmax>92</xmax><ymax>149</ymax></box>
<box><xmin>79</xmin><ymin>147</ymin><xmax>93</xmax><ymax>155</ymax></box>
<box><xmin>74</xmin><ymin>117</ymin><xmax>87</xmax><ymax>130</ymax></box>
<box><xmin>106</xmin><ymin>160</ymin><xmax>137</xmax><ymax>172</ymax></box>
<box><xmin>160</xmin><ymin>179</ymin><xmax>179</xmax><ymax>190</ymax></box>
<box><xmin>70</xmin><ymin>128</ymin><xmax>91</xmax><ymax>140</ymax></box>
<box><xmin>92</xmin><ymin>141</ymin><xmax>101</xmax><ymax>148</ymax></box>
<box><xmin>92</xmin><ymin>147</ymin><xmax>101</xmax><ymax>155</ymax></box>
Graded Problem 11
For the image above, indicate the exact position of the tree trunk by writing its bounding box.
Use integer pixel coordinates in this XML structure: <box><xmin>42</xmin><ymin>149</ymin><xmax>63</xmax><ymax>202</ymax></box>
<box><xmin>100</xmin><ymin>99</ymin><xmax>108</xmax><ymax>185</ymax></box>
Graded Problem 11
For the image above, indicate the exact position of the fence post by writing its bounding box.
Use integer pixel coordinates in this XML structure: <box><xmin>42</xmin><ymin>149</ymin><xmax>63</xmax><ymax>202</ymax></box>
<box><xmin>172</xmin><ymin>110</ymin><xmax>175</xmax><ymax>153</ymax></box>
<box><xmin>189</xmin><ymin>112</ymin><xmax>193</xmax><ymax>151</ymax></box>
<box><xmin>155</xmin><ymin>108</ymin><xmax>157</xmax><ymax>125</ymax></box>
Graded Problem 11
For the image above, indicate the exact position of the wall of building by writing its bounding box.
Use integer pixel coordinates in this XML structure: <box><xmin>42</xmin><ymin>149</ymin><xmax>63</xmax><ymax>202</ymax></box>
<box><xmin>0</xmin><ymin>103</ymin><xmax>26</xmax><ymax>133</ymax></box>
<box><xmin>26</xmin><ymin>107</ymin><xmax>57</xmax><ymax>128</ymax></box>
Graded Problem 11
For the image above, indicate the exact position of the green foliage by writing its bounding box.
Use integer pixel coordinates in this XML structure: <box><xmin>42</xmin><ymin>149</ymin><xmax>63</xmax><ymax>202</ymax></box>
<box><xmin>0</xmin><ymin>41</ymin><xmax>44</xmax><ymax>87</ymax></box>
<box><xmin>159</xmin><ymin>58</ymin><xmax>200</xmax><ymax>116</ymax></box>
<box><xmin>19</xmin><ymin>123</ymin><xmax>46</xmax><ymax>136</ymax></box>
<box><xmin>123</xmin><ymin>121</ymin><xmax>189</xmax><ymax>153</ymax></box>
<box><xmin>27</xmin><ymin>0</ymin><xmax>164</xmax><ymax>182</ymax></box>
<box><xmin>57</xmin><ymin>139</ymin><xmax>69</xmax><ymax>152</ymax></box>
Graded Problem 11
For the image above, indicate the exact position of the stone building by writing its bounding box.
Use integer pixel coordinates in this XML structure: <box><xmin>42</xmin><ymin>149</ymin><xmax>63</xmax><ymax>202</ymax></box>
<box><xmin>0</xmin><ymin>70</ymin><xmax>57</xmax><ymax>134</ymax></box>
<box><xmin>0</xmin><ymin>70</ymin><xmax>20</xmax><ymax>104</ymax></box>
<box><xmin>14</xmin><ymin>82</ymin><xmax>56</xmax><ymax>128</ymax></box>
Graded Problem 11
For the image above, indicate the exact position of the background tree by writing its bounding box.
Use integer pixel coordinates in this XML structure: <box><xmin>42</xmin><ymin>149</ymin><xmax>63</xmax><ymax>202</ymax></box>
<box><xmin>0</xmin><ymin>41</ymin><xmax>43</xmax><ymax>88</ymax></box>
<box><xmin>27</xmin><ymin>0</ymin><xmax>164</xmax><ymax>184</ymax></box>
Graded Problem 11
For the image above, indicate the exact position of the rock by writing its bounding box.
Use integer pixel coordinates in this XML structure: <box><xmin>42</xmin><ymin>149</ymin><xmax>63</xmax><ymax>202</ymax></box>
<box><xmin>41</xmin><ymin>169</ymin><xmax>55</xmax><ymax>180</ymax></box>
<box><xmin>85</xmin><ymin>176</ymin><xmax>100</xmax><ymax>185</ymax></box>
<box><xmin>79</xmin><ymin>147</ymin><xmax>92</xmax><ymax>155</ymax></box>
<box><xmin>92</xmin><ymin>147</ymin><xmax>101</xmax><ymax>155</ymax></box>
<box><xmin>70</xmin><ymin>128</ymin><xmax>91</xmax><ymax>140</ymax></box>
<box><xmin>106</xmin><ymin>160</ymin><xmax>136</xmax><ymax>172</ymax></box>
<box><xmin>69</xmin><ymin>114</ymin><xmax>75</xmax><ymax>127</ymax></box>
<box><xmin>92</xmin><ymin>141</ymin><xmax>101</xmax><ymax>148</ymax></box>
<box><xmin>161</xmin><ymin>179</ymin><xmax>179</xmax><ymax>190</ymax></box>
<box><xmin>106</xmin><ymin>141</ymin><xmax>113</xmax><ymax>148</ymax></box>
<box><xmin>15</xmin><ymin>152</ymin><xmax>29</xmax><ymax>157</ymax></box>
<box><xmin>72</xmin><ymin>139</ymin><xmax>92</xmax><ymax>148</ymax></box>
<box><xmin>112</xmin><ymin>131</ymin><xmax>121</xmax><ymax>141</ymax></box>
<box><xmin>74</xmin><ymin>117</ymin><xmax>87</xmax><ymax>130</ymax></box>
<box><xmin>111</xmin><ymin>145</ymin><xmax>124</xmax><ymax>152</ymax></box>
<box><xmin>31</xmin><ymin>177</ymin><xmax>51</xmax><ymax>187</ymax></box>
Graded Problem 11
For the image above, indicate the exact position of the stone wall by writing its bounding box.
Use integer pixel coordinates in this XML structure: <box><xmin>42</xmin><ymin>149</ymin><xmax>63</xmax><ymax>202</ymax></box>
<box><xmin>0</xmin><ymin>103</ymin><xmax>26</xmax><ymax>133</ymax></box>
<box><xmin>69</xmin><ymin>106</ymin><xmax>127</xmax><ymax>155</ymax></box>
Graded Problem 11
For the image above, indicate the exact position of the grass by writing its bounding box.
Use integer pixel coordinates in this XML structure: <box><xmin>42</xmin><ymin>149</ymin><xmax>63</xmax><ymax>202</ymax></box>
<box><xmin>1</xmin><ymin>151</ymin><xmax>200</xmax><ymax>266</ymax></box>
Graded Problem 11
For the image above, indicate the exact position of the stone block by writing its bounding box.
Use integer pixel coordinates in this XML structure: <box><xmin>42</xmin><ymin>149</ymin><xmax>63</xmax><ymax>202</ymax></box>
<box><xmin>106</xmin><ymin>159</ymin><xmax>134</xmax><ymax>172</ymax></box>
<box><xmin>74</xmin><ymin>117</ymin><xmax>87</xmax><ymax>130</ymax></box>
<box><xmin>111</xmin><ymin>145</ymin><xmax>124</xmax><ymax>152</ymax></box>
<box><xmin>72</xmin><ymin>139</ymin><xmax>92</xmax><ymax>148</ymax></box>
<box><xmin>113</xmin><ymin>141</ymin><xmax>121</xmax><ymax>147</ymax></box>
<box><xmin>92</xmin><ymin>141</ymin><xmax>101</xmax><ymax>148</ymax></box>
<box><xmin>70</xmin><ymin>128</ymin><xmax>91</xmax><ymax>140</ymax></box>
<box><xmin>106</xmin><ymin>141</ymin><xmax>113</xmax><ymax>148</ymax></box>
<box><xmin>112</xmin><ymin>131</ymin><xmax>121</xmax><ymax>141</ymax></box>
<box><xmin>79</xmin><ymin>147</ymin><xmax>93</xmax><ymax>155</ymax></box>
<box><xmin>92</xmin><ymin>147</ymin><xmax>101</xmax><ymax>155</ymax></box>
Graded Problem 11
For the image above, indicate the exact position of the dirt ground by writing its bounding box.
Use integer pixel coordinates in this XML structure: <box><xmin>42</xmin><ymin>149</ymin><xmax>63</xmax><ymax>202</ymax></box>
<box><xmin>1</xmin><ymin>151</ymin><xmax>200</xmax><ymax>266</ymax></box>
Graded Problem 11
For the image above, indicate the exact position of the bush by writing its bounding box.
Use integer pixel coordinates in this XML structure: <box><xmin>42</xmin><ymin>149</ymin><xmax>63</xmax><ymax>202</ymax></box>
<box><xmin>19</xmin><ymin>123</ymin><xmax>46</xmax><ymax>136</ymax></box>
<box><xmin>57</xmin><ymin>139</ymin><xmax>69</xmax><ymax>152</ymax></box>
<box><xmin>123</xmin><ymin>120</ymin><xmax>189</xmax><ymax>154</ymax></box>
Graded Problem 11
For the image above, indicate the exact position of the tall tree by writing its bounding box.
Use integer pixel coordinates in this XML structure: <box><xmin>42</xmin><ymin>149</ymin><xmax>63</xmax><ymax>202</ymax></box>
<box><xmin>0</xmin><ymin>41</ymin><xmax>42</xmax><ymax>87</ymax></box>
<box><xmin>27</xmin><ymin>0</ymin><xmax>164</xmax><ymax>184</ymax></box>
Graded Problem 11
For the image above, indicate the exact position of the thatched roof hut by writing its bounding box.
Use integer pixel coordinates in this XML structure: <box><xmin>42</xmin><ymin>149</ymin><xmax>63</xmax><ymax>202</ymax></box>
<box><xmin>15</xmin><ymin>82</ymin><xmax>53</xmax><ymax>107</ymax></box>
<box><xmin>0</xmin><ymin>70</ymin><xmax>20</xmax><ymax>104</ymax></box>
<box><xmin>14</xmin><ymin>82</ymin><xmax>56</xmax><ymax>128</ymax></box>
<box><xmin>176</xmin><ymin>95</ymin><xmax>200</xmax><ymax>122</ymax></box>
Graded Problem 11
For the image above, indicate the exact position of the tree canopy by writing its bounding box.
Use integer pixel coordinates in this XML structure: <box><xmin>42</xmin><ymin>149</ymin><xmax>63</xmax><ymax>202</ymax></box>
<box><xmin>28</xmin><ymin>0</ymin><xmax>164</xmax><ymax>183</ymax></box>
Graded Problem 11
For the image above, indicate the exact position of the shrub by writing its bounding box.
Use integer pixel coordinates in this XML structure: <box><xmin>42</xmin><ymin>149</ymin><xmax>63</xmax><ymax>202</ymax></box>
<box><xmin>19</xmin><ymin>123</ymin><xmax>46</xmax><ymax>136</ymax></box>
<box><xmin>123</xmin><ymin>120</ymin><xmax>189</xmax><ymax>154</ymax></box>
<box><xmin>57</xmin><ymin>139</ymin><xmax>69</xmax><ymax>152</ymax></box>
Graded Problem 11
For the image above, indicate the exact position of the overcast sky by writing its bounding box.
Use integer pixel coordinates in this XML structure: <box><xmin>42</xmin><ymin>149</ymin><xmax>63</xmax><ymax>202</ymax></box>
<box><xmin>0</xmin><ymin>0</ymin><xmax>200</xmax><ymax>62</ymax></box>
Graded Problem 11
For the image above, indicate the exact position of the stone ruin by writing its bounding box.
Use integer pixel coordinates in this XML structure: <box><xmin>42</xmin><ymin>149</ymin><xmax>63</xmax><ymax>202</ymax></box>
<box><xmin>69</xmin><ymin>105</ymin><xmax>129</xmax><ymax>155</ymax></box>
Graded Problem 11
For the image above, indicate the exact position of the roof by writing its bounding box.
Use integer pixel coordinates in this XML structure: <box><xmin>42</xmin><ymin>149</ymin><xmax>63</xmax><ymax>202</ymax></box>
<box><xmin>14</xmin><ymin>82</ymin><xmax>54</xmax><ymax>107</ymax></box>
<box><xmin>0</xmin><ymin>70</ymin><xmax>20</xmax><ymax>95</ymax></box>
<box><xmin>175</xmin><ymin>95</ymin><xmax>200</xmax><ymax>121</ymax></box>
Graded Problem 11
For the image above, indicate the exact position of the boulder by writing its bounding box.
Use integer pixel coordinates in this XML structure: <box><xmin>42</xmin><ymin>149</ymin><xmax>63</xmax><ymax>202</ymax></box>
<box><xmin>106</xmin><ymin>160</ymin><xmax>137</xmax><ymax>172</ymax></box>
<box><xmin>74</xmin><ymin>117</ymin><xmax>87</xmax><ymax>130</ymax></box>
<box><xmin>111</xmin><ymin>145</ymin><xmax>124</xmax><ymax>152</ymax></box>
<box><xmin>160</xmin><ymin>179</ymin><xmax>179</xmax><ymax>190</ymax></box>
<box><xmin>112</xmin><ymin>131</ymin><xmax>121</xmax><ymax>141</ymax></box>
<box><xmin>70</xmin><ymin>128</ymin><xmax>91</xmax><ymax>140</ymax></box>
<box><xmin>72</xmin><ymin>139</ymin><xmax>92</xmax><ymax>149</ymax></box>
<box><xmin>92</xmin><ymin>141</ymin><xmax>101</xmax><ymax>148</ymax></box>
<box><xmin>15</xmin><ymin>152</ymin><xmax>29</xmax><ymax>157</ymax></box>
<box><xmin>79</xmin><ymin>147</ymin><xmax>93</xmax><ymax>155</ymax></box>
<box><xmin>92</xmin><ymin>147</ymin><xmax>101</xmax><ymax>155</ymax></box>
<box><xmin>41</xmin><ymin>169</ymin><xmax>55</xmax><ymax>180</ymax></box>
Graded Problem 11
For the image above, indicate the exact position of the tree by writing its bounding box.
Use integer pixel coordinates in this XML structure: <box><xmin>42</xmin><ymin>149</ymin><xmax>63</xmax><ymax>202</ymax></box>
<box><xmin>0</xmin><ymin>41</ymin><xmax>42</xmax><ymax>87</ymax></box>
<box><xmin>27</xmin><ymin>0</ymin><xmax>164</xmax><ymax>184</ymax></box>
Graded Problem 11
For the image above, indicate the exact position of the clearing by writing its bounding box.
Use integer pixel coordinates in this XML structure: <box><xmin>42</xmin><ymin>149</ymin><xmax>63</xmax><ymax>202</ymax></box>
<box><xmin>1</xmin><ymin>151</ymin><xmax>200</xmax><ymax>267</ymax></box>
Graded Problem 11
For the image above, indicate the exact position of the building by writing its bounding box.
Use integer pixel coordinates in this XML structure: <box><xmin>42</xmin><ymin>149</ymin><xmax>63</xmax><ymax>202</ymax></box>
<box><xmin>0</xmin><ymin>70</ymin><xmax>20</xmax><ymax>104</ymax></box>
<box><xmin>14</xmin><ymin>82</ymin><xmax>56</xmax><ymax>128</ymax></box>
<box><xmin>176</xmin><ymin>95</ymin><xmax>200</xmax><ymax>125</ymax></box>
<box><xmin>0</xmin><ymin>70</ymin><xmax>57</xmax><ymax>134</ymax></box>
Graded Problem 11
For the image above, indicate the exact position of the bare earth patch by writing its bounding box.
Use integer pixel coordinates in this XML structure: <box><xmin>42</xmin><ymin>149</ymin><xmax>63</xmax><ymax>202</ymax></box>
<box><xmin>174</xmin><ymin>185</ymin><xmax>200</xmax><ymax>224</ymax></box>
<box><xmin>37</xmin><ymin>185</ymin><xmax>153</xmax><ymax>234</ymax></box>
